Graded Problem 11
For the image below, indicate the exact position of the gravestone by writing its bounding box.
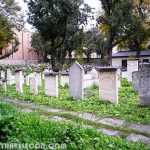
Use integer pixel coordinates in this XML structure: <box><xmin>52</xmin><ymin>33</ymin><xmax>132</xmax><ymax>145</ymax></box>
<box><xmin>25</xmin><ymin>74</ymin><xmax>30</xmax><ymax>86</ymax></box>
<box><xmin>45</xmin><ymin>72</ymin><xmax>58</xmax><ymax>97</ymax></box>
<box><xmin>132</xmin><ymin>71</ymin><xmax>140</xmax><ymax>92</ymax></box>
<box><xmin>1</xmin><ymin>70</ymin><xmax>5</xmax><ymax>78</ymax></box>
<box><xmin>69</xmin><ymin>61</ymin><xmax>84</xmax><ymax>100</ymax></box>
<box><xmin>36</xmin><ymin>71</ymin><xmax>42</xmax><ymax>86</ymax></box>
<box><xmin>60</xmin><ymin>72</ymin><xmax>69</xmax><ymax>87</ymax></box>
<box><xmin>15</xmin><ymin>69</ymin><xmax>23</xmax><ymax>93</ymax></box>
<box><xmin>29</xmin><ymin>77</ymin><xmax>38</xmax><ymax>95</ymax></box>
<box><xmin>96</xmin><ymin>66</ymin><xmax>119</xmax><ymax>104</ymax></box>
<box><xmin>2</xmin><ymin>79</ymin><xmax>7</xmax><ymax>92</ymax></box>
<box><xmin>7</xmin><ymin>68</ymin><xmax>13</xmax><ymax>85</ymax></box>
<box><xmin>127</xmin><ymin>59</ymin><xmax>139</xmax><ymax>82</ymax></box>
<box><xmin>132</xmin><ymin>63</ymin><xmax>150</xmax><ymax>106</ymax></box>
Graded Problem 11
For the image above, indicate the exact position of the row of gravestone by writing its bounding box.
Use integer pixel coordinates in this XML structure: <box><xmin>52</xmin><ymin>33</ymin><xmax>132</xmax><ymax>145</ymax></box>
<box><xmin>0</xmin><ymin>63</ymin><xmax>99</xmax><ymax>97</ymax></box>
<box><xmin>0</xmin><ymin>61</ymin><xmax>149</xmax><ymax>106</ymax></box>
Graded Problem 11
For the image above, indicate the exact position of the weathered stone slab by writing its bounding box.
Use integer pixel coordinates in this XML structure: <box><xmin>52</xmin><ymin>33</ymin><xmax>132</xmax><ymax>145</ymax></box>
<box><xmin>133</xmin><ymin>63</ymin><xmax>150</xmax><ymax>106</ymax></box>
<box><xmin>25</xmin><ymin>74</ymin><xmax>30</xmax><ymax>86</ymax></box>
<box><xmin>2</xmin><ymin>79</ymin><xmax>7</xmax><ymax>92</ymax></box>
<box><xmin>126</xmin><ymin>134</ymin><xmax>150</xmax><ymax>146</ymax></box>
<box><xmin>15</xmin><ymin>69</ymin><xmax>23</xmax><ymax>93</ymax></box>
<box><xmin>132</xmin><ymin>71</ymin><xmax>140</xmax><ymax>91</ymax></box>
<box><xmin>29</xmin><ymin>77</ymin><xmax>38</xmax><ymax>95</ymax></box>
<box><xmin>127</xmin><ymin>59</ymin><xmax>139</xmax><ymax>82</ymax></box>
<box><xmin>45</xmin><ymin>73</ymin><xmax>58</xmax><ymax>97</ymax></box>
<box><xmin>1</xmin><ymin>70</ymin><xmax>5</xmax><ymax>78</ymax></box>
<box><xmin>128</xmin><ymin>124</ymin><xmax>150</xmax><ymax>134</ymax></box>
<box><xmin>97</xmin><ymin>128</ymin><xmax>120</xmax><ymax>136</ymax></box>
<box><xmin>96</xmin><ymin>67</ymin><xmax>119</xmax><ymax>104</ymax></box>
<box><xmin>7</xmin><ymin>68</ymin><xmax>15</xmax><ymax>85</ymax></box>
<box><xmin>60</xmin><ymin>72</ymin><xmax>69</xmax><ymax>87</ymax></box>
<box><xmin>98</xmin><ymin>118</ymin><xmax>125</xmax><ymax>127</ymax></box>
<box><xmin>36</xmin><ymin>71</ymin><xmax>42</xmax><ymax>86</ymax></box>
<box><xmin>69</xmin><ymin>62</ymin><xmax>84</xmax><ymax>100</ymax></box>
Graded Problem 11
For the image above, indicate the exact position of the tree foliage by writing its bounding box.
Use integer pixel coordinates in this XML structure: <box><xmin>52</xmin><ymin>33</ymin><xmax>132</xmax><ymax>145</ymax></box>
<box><xmin>0</xmin><ymin>0</ymin><xmax>23</xmax><ymax>59</ymax></box>
<box><xmin>27</xmin><ymin>0</ymin><xmax>92</xmax><ymax>69</ymax></box>
<box><xmin>98</xmin><ymin>0</ymin><xmax>150</xmax><ymax>64</ymax></box>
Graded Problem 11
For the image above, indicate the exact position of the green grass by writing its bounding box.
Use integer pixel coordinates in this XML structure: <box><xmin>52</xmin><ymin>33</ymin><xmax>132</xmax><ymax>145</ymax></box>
<box><xmin>0</xmin><ymin>102</ymin><xmax>149</xmax><ymax>150</ymax></box>
<box><xmin>0</xmin><ymin>78</ymin><xmax>150</xmax><ymax>124</ymax></box>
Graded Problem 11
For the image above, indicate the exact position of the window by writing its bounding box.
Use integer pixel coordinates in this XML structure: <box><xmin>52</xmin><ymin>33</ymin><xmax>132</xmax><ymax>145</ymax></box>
<box><xmin>143</xmin><ymin>59</ymin><xmax>149</xmax><ymax>63</ymax></box>
<box><xmin>122</xmin><ymin>60</ymin><xmax>127</xmax><ymax>71</ymax></box>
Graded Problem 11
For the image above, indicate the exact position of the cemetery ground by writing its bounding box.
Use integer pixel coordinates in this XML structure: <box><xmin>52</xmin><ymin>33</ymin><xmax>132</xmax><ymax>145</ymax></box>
<box><xmin>0</xmin><ymin>78</ymin><xmax>150</xmax><ymax>149</ymax></box>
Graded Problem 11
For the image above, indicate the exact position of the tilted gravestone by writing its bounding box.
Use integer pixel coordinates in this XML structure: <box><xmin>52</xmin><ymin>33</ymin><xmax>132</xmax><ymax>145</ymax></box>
<box><xmin>29</xmin><ymin>77</ymin><xmax>38</xmax><ymax>95</ymax></box>
<box><xmin>132</xmin><ymin>63</ymin><xmax>150</xmax><ymax>106</ymax></box>
<box><xmin>45</xmin><ymin>72</ymin><xmax>58</xmax><ymax>97</ymax></box>
<box><xmin>15</xmin><ymin>69</ymin><xmax>23</xmax><ymax>93</ymax></box>
<box><xmin>69</xmin><ymin>61</ymin><xmax>84</xmax><ymax>100</ymax></box>
<box><xmin>96</xmin><ymin>66</ymin><xmax>119</xmax><ymax>104</ymax></box>
<box><xmin>127</xmin><ymin>59</ymin><xmax>139</xmax><ymax>82</ymax></box>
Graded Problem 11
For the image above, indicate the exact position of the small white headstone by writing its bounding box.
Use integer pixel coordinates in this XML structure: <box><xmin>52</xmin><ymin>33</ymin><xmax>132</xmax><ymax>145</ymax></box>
<box><xmin>69</xmin><ymin>62</ymin><xmax>84</xmax><ymax>100</ymax></box>
<box><xmin>2</xmin><ymin>80</ymin><xmax>7</xmax><ymax>92</ymax></box>
<box><xmin>25</xmin><ymin>75</ymin><xmax>30</xmax><ymax>86</ymax></box>
<box><xmin>36</xmin><ymin>72</ymin><xmax>42</xmax><ymax>86</ymax></box>
<box><xmin>96</xmin><ymin>67</ymin><xmax>119</xmax><ymax>104</ymax></box>
<box><xmin>60</xmin><ymin>73</ymin><xmax>69</xmax><ymax>87</ymax></box>
<box><xmin>29</xmin><ymin>77</ymin><xmax>38</xmax><ymax>95</ymax></box>
<box><xmin>45</xmin><ymin>73</ymin><xmax>58</xmax><ymax>97</ymax></box>
<box><xmin>15</xmin><ymin>70</ymin><xmax>23</xmax><ymax>93</ymax></box>
<box><xmin>1</xmin><ymin>70</ymin><xmax>5</xmax><ymax>78</ymax></box>
<box><xmin>127</xmin><ymin>59</ymin><xmax>139</xmax><ymax>82</ymax></box>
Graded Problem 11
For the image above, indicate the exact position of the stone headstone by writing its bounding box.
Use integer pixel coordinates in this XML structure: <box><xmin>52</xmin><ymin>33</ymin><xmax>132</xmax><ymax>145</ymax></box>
<box><xmin>29</xmin><ymin>77</ymin><xmax>38</xmax><ymax>95</ymax></box>
<box><xmin>96</xmin><ymin>66</ymin><xmax>119</xmax><ymax>104</ymax></box>
<box><xmin>132</xmin><ymin>63</ymin><xmax>150</xmax><ymax>106</ymax></box>
<box><xmin>15</xmin><ymin>69</ymin><xmax>23</xmax><ymax>93</ymax></box>
<box><xmin>36</xmin><ymin>71</ymin><xmax>42</xmax><ymax>86</ymax></box>
<box><xmin>1</xmin><ymin>70</ymin><xmax>5</xmax><ymax>78</ymax></box>
<box><xmin>69</xmin><ymin>62</ymin><xmax>84</xmax><ymax>100</ymax></box>
<box><xmin>132</xmin><ymin>71</ymin><xmax>140</xmax><ymax>91</ymax></box>
<box><xmin>25</xmin><ymin>74</ymin><xmax>30</xmax><ymax>86</ymax></box>
<box><xmin>7</xmin><ymin>68</ymin><xmax>13</xmax><ymax>85</ymax></box>
<box><xmin>45</xmin><ymin>72</ymin><xmax>58</xmax><ymax>97</ymax></box>
<box><xmin>127</xmin><ymin>59</ymin><xmax>139</xmax><ymax>82</ymax></box>
<box><xmin>60</xmin><ymin>72</ymin><xmax>69</xmax><ymax>87</ymax></box>
<box><xmin>2</xmin><ymin>79</ymin><xmax>7</xmax><ymax>92</ymax></box>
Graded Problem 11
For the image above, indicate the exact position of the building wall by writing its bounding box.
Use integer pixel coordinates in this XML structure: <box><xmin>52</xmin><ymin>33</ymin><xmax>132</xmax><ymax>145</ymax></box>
<box><xmin>112</xmin><ymin>56</ymin><xmax>150</xmax><ymax>68</ymax></box>
<box><xmin>0</xmin><ymin>29</ymin><xmax>39</xmax><ymax>65</ymax></box>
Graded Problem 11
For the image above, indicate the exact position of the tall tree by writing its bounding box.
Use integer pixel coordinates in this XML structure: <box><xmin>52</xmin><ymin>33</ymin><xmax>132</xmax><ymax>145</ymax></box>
<box><xmin>98</xmin><ymin>0</ymin><xmax>134</xmax><ymax>64</ymax></box>
<box><xmin>27</xmin><ymin>0</ymin><xmax>92</xmax><ymax>70</ymax></box>
<box><xmin>0</xmin><ymin>0</ymin><xmax>24</xmax><ymax>30</ymax></box>
<box><xmin>98</xmin><ymin>0</ymin><xmax>150</xmax><ymax>64</ymax></box>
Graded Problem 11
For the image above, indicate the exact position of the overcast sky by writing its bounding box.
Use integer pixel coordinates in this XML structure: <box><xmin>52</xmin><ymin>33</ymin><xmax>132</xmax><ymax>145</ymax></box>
<box><xmin>15</xmin><ymin>0</ymin><xmax>102</xmax><ymax>31</ymax></box>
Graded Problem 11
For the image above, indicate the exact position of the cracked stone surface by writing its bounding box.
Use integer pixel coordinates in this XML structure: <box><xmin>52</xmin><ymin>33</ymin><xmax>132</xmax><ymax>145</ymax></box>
<box><xmin>97</xmin><ymin>128</ymin><xmax>120</xmax><ymax>136</ymax></box>
<box><xmin>77</xmin><ymin>112</ymin><xmax>101</xmax><ymax>121</ymax></box>
<box><xmin>126</xmin><ymin>134</ymin><xmax>150</xmax><ymax>147</ymax></box>
<box><xmin>98</xmin><ymin>118</ymin><xmax>125</xmax><ymax>127</ymax></box>
<box><xmin>128</xmin><ymin>124</ymin><xmax>150</xmax><ymax>134</ymax></box>
<box><xmin>50</xmin><ymin>116</ymin><xmax>68</xmax><ymax>122</ymax></box>
<box><xmin>20</xmin><ymin>108</ymin><xmax>35</xmax><ymax>113</ymax></box>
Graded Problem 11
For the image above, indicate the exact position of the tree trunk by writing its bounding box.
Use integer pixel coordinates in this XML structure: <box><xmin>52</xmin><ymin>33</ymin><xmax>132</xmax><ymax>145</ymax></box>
<box><xmin>106</xmin><ymin>45</ymin><xmax>113</xmax><ymax>66</ymax></box>
<box><xmin>135</xmin><ymin>40</ymin><xmax>141</xmax><ymax>58</ymax></box>
<box><xmin>51</xmin><ymin>38</ymin><xmax>56</xmax><ymax>70</ymax></box>
<box><xmin>69</xmin><ymin>50</ymin><xmax>72</xmax><ymax>63</ymax></box>
<box><xmin>86</xmin><ymin>54</ymin><xmax>90</xmax><ymax>63</ymax></box>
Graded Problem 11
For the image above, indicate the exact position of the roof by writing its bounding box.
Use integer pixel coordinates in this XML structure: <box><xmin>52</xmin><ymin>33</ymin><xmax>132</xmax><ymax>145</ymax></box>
<box><xmin>112</xmin><ymin>50</ymin><xmax>150</xmax><ymax>58</ymax></box>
